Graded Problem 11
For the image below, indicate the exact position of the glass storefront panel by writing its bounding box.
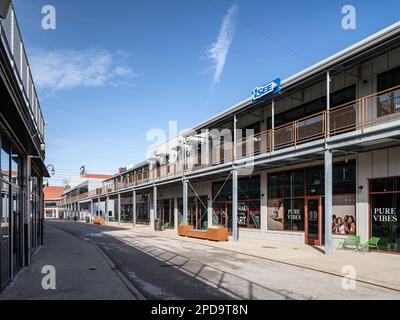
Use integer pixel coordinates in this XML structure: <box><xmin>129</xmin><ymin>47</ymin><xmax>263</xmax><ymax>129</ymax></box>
<box><xmin>284</xmin><ymin>171</ymin><xmax>304</xmax><ymax>198</ymax></box>
<box><xmin>284</xmin><ymin>198</ymin><xmax>305</xmax><ymax>231</ymax></box>
<box><xmin>137</xmin><ymin>202</ymin><xmax>150</xmax><ymax>224</ymax></box>
<box><xmin>370</xmin><ymin>177</ymin><xmax>400</xmax><ymax>253</ymax></box>
<box><xmin>212</xmin><ymin>176</ymin><xmax>261</xmax><ymax>230</ymax></box>
<box><xmin>332</xmin><ymin>194</ymin><xmax>356</xmax><ymax>235</ymax></box>
<box><xmin>306</xmin><ymin>167</ymin><xmax>324</xmax><ymax>196</ymax></box>
<box><xmin>268</xmin><ymin>162</ymin><xmax>356</xmax><ymax>234</ymax></box>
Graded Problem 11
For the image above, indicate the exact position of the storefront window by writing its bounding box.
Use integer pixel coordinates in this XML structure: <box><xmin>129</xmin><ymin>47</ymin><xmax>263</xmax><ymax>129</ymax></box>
<box><xmin>284</xmin><ymin>198</ymin><xmax>305</xmax><ymax>231</ymax></box>
<box><xmin>370</xmin><ymin>178</ymin><xmax>400</xmax><ymax>253</ymax></box>
<box><xmin>268</xmin><ymin>162</ymin><xmax>356</xmax><ymax>233</ymax></box>
<box><xmin>306</xmin><ymin>167</ymin><xmax>324</xmax><ymax>196</ymax></box>
<box><xmin>212</xmin><ymin>176</ymin><xmax>261</xmax><ymax>229</ymax></box>
<box><xmin>332</xmin><ymin>194</ymin><xmax>356</xmax><ymax>235</ymax></box>
<box><xmin>333</xmin><ymin>163</ymin><xmax>356</xmax><ymax>194</ymax></box>
<box><xmin>284</xmin><ymin>171</ymin><xmax>304</xmax><ymax>197</ymax></box>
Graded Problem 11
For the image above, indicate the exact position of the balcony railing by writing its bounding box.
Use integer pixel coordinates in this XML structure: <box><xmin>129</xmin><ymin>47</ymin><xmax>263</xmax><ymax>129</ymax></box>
<box><xmin>0</xmin><ymin>4</ymin><xmax>45</xmax><ymax>142</ymax></box>
<box><xmin>68</xmin><ymin>85</ymin><xmax>400</xmax><ymax>201</ymax></box>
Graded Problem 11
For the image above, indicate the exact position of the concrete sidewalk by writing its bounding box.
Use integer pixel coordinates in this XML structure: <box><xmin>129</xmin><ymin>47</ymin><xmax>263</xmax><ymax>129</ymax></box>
<box><xmin>0</xmin><ymin>223</ymin><xmax>138</xmax><ymax>300</ymax></box>
<box><xmin>96</xmin><ymin>221</ymin><xmax>400</xmax><ymax>292</ymax></box>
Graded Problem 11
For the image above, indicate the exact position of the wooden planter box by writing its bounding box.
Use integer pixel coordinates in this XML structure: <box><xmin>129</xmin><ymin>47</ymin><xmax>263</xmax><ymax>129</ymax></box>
<box><xmin>93</xmin><ymin>217</ymin><xmax>105</xmax><ymax>225</ymax></box>
<box><xmin>178</xmin><ymin>225</ymin><xmax>193</xmax><ymax>237</ymax></box>
<box><xmin>187</xmin><ymin>229</ymin><xmax>208</xmax><ymax>240</ymax></box>
<box><xmin>207</xmin><ymin>227</ymin><xmax>228</xmax><ymax>241</ymax></box>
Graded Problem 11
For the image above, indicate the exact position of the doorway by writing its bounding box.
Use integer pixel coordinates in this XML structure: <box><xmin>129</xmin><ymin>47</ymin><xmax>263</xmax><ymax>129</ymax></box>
<box><xmin>305</xmin><ymin>197</ymin><xmax>325</xmax><ymax>245</ymax></box>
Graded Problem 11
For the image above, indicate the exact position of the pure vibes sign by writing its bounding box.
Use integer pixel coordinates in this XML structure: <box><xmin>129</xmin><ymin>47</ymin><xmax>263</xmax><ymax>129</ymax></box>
<box><xmin>372</xmin><ymin>207</ymin><xmax>398</xmax><ymax>222</ymax></box>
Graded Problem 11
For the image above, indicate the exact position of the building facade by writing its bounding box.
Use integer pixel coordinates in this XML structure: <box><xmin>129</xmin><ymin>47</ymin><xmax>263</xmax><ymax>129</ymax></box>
<box><xmin>60</xmin><ymin>173</ymin><xmax>113</xmax><ymax>220</ymax></box>
<box><xmin>0</xmin><ymin>3</ymin><xmax>48</xmax><ymax>291</ymax></box>
<box><xmin>63</xmin><ymin>22</ymin><xmax>400</xmax><ymax>254</ymax></box>
<box><xmin>44</xmin><ymin>187</ymin><xmax>64</xmax><ymax>219</ymax></box>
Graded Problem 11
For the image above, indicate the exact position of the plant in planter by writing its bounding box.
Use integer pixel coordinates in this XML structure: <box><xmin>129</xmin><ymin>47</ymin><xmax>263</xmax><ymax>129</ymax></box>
<box><xmin>207</xmin><ymin>225</ymin><xmax>228</xmax><ymax>241</ymax></box>
<box><xmin>178</xmin><ymin>224</ymin><xmax>193</xmax><ymax>236</ymax></box>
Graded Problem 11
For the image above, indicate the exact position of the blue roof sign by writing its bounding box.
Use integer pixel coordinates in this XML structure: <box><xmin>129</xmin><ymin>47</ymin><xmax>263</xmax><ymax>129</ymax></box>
<box><xmin>252</xmin><ymin>78</ymin><xmax>281</xmax><ymax>102</ymax></box>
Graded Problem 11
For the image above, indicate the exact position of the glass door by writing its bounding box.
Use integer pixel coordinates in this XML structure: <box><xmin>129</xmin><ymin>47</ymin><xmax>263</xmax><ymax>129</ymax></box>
<box><xmin>306</xmin><ymin>198</ymin><xmax>323</xmax><ymax>245</ymax></box>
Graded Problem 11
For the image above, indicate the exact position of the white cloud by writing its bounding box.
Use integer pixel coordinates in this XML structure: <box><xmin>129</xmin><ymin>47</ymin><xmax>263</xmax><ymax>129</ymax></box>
<box><xmin>206</xmin><ymin>4</ymin><xmax>238</xmax><ymax>87</ymax></box>
<box><xmin>30</xmin><ymin>49</ymin><xmax>138</xmax><ymax>91</ymax></box>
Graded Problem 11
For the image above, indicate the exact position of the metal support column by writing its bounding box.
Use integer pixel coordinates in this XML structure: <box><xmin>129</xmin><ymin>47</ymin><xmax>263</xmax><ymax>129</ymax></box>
<box><xmin>324</xmin><ymin>70</ymin><xmax>333</xmax><ymax>254</ymax></box>
<box><xmin>118</xmin><ymin>193</ymin><xmax>121</xmax><ymax>226</ymax></box>
<box><xmin>326</xmin><ymin>71</ymin><xmax>331</xmax><ymax>134</ymax></box>
<box><xmin>271</xmin><ymin>98</ymin><xmax>275</xmax><ymax>151</ymax></box>
<box><xmin>132</xmin><ymin>190</ymin><xmax>136</xmax><ymax>228</ymax></box>
<box><xmin>233</xmin><ymin>114</ymin><xmax>237</xmax><ymax>161</ymax></box>
<box><xmin>153</xmin><ymin>186</ymin><xmax>157</xmax><ymax>230</ymax></box>
<box><xmin>90</xmin><ymin>199</ymin><xmax>93</xmax><ymax>222</ymax></box>
<box><xmin>325</xmin><ymin>149</ymin><xmax>333</xmax><ymax>254</ymax></box>
<box><xmin>183</xmin><ymin>179</ymin><xmax>188</xmax><ymax>225</ymax></box>
<box><xmin>98</xmin><ymin>196</ymin><xmax>101</xmax><ymax>217</ymax></box>
<box><xmin>232</xmin><ymin>169</ymin><xmax>238</xmax><ymax>242</ymax></box>
<box><xmin>105</xmin><ymin>196</ymin><xmax>109</xmax><ymax>224</ymax></box>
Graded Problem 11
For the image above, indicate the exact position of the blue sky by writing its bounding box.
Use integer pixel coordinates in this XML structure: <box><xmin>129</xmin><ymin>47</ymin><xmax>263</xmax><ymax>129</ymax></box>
<box><xmin>12</xmin><ymin>0</ymin><xmax>400</xmax><ymax>185</ymax></box>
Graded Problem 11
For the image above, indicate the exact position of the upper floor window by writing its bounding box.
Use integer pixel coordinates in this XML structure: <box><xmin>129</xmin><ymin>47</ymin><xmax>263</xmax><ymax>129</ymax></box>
<box><xmin>377</xmin><ymin>67</ymin><xmax>400</xmax><ymax>117</ymax></box>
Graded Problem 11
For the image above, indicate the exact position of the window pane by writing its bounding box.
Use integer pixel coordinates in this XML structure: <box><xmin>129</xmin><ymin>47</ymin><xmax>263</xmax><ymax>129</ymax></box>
<box><xmin>333</xmin><ymin>162</ymin><xmax>356</xmax><ymax>194</ymax></box>
<box><xmin>268</xmin><ymin>174</ymin><xmax>283</xmax><ymax>199</ymax></box>
<box><xmin>306</xmin><ymin>167</ymin><xmax>324</xmax><ymax>195</ymax></box>
<box><xmin>371</xmin><ymin>177</ymin><xmax>400</xmax><ymax>193</ymax></box>
<box><xmin>371</xmin><ymin>193</ymin><xmax>400</xmax><ymax>253</ymax></box>
<box><xmin>284</xmin><ymin>171</ymin><xmax>304</xmax><ymax>197</ymax></box>
<box><xmin>11</xmin><ymin>147</ymin><xmax>20</xmax><ymax>185</ymax></box>
<box><xmin>1</xmin><ymin>137</ymin><xmax>10</xmax><ymax>181</ymax></box>
<box><xmin>284</xmin><ymin>198</ymin><xmax>305</xmax><ymax>231</ymax></box>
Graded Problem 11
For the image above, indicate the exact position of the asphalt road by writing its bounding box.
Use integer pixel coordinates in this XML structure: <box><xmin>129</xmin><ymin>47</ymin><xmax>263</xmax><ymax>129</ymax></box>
<box><xmin>49</xmin><ymin>220</ymin><xmax>400</xmax><ymax>300</ymax></box>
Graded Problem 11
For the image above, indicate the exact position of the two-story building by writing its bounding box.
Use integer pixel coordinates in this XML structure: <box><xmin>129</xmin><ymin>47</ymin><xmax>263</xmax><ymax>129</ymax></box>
<box><xmin>0</xmin><ymin>2</ymin><xmax>48</xmax><ymax>291</ymax></box>
<box><xmin>71</xmin><ymin>22</ymin><xmax>400</xmax><ymax>254</ymax></box>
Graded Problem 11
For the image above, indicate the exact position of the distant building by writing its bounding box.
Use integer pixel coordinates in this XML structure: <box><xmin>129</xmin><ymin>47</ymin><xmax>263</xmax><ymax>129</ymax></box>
<box><xmin>61</xmin><ymin>173</ymin><xmax>114</xmax><ymax>220</ymax></box>
<box><xmin>44</xmin><ymin>187</ymin><xmax>64</xmax><ymax>219</ymax></box>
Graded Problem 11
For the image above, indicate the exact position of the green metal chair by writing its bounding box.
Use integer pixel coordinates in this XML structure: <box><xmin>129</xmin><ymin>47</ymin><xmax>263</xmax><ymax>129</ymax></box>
<box><xmin>358</xmin><ymin>237</ymin><xmax>380</xmax><ymax>252</ymax></box>
<box><xmin>337</xmin><ymin>236</ymin><xmax>361</xmax><ymax>250</ymax></box>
